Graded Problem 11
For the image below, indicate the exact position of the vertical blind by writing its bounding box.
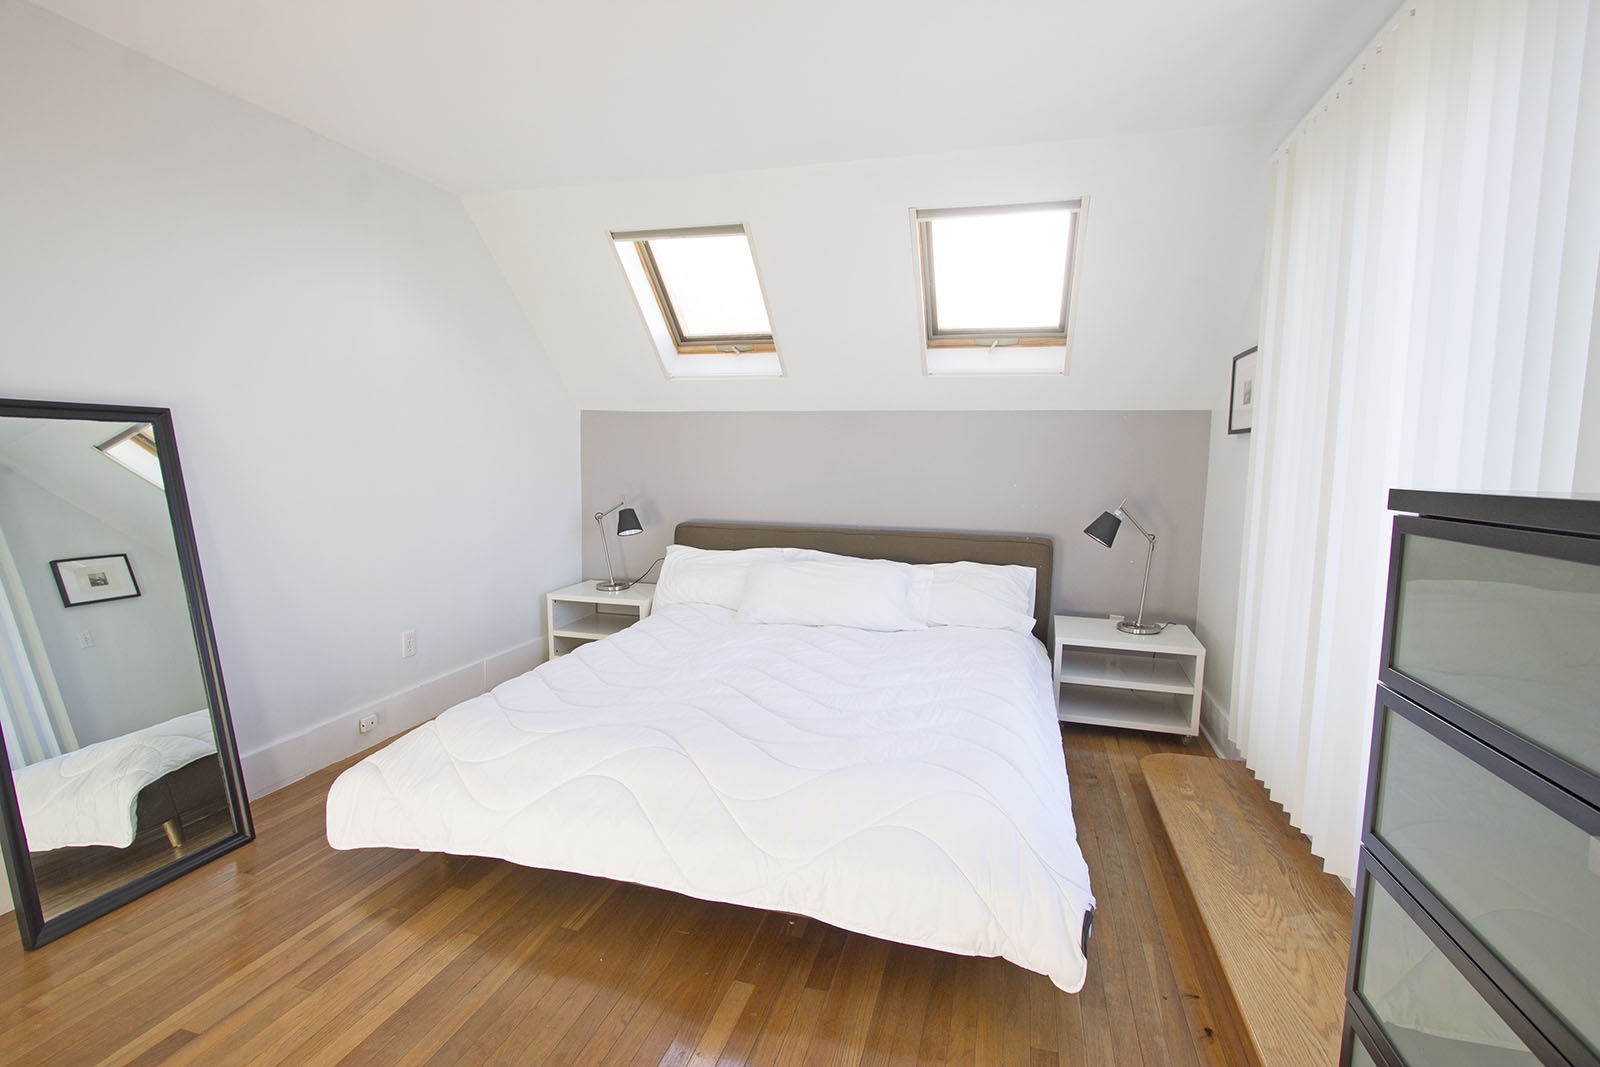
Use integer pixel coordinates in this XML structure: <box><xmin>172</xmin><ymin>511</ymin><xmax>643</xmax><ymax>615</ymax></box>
<box><xmin>1232</xmin><ymin>0</ymin><xmax>1599</xmax><ymax>882</ymax></box>
<box><xmin>0</xmin><ymin>528</ymin><xmax>74</xmax><ymax>769</ymax></box>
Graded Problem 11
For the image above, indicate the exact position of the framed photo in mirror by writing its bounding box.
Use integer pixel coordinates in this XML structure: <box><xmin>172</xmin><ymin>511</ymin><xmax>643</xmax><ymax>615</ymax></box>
<box><xmin>50</xmin><ymin>553</ymin><xmax>141</xmax><ymax>607</ymax></box>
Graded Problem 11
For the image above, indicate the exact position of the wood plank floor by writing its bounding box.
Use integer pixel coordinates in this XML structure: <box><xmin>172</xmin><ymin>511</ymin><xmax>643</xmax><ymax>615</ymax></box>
<box><xmin>1143</xmin><ymin>755</ymin><xmax>1353</xmax><ymax>1067</ymax></box>
<box><xmin>0</xmin><ymin>727</ymin><xmax>1261</xmax><ymax>1066</ymax></box>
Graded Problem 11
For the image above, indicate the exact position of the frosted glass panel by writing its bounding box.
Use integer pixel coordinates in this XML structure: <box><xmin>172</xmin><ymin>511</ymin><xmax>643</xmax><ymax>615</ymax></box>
<box><xmin>1373</xmin><ymin>709</ymin><xmax>1600</xmax><ymax>1056</ymax></box>
<box><xmin>1392</xmin><ymin>535</ymin><xmax>1600</xmax><ymax>779</ymax></box>
<box><xmin>1355</xmin><ymin>873</ymin><xmax>1539</xmax><ymax>1066</ymax></box>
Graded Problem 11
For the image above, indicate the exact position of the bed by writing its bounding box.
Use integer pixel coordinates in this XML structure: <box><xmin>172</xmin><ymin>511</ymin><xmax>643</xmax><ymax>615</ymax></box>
<box><xmin>326</xmin><ymin>523</ymin><xmax>1096</xmax><ymax>992</ymax></box>
<box><xmin>13</xmin><ymin>709</ymin><xmax>222</xmax><ymax>852</ymax></box>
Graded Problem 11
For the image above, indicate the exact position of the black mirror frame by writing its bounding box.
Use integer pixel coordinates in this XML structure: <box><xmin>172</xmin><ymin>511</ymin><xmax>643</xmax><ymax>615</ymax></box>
<box><xmin>0</xmin><ymin>397</ymin><xmax>253</xmax><ymax>949</ymax></box>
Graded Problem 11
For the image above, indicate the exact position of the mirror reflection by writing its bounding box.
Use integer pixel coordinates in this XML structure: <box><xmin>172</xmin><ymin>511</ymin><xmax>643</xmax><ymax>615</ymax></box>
<box><xmin>0</xmin><ymin>413</ymin><xmax>237</xmax><ymax>923</ymax></box>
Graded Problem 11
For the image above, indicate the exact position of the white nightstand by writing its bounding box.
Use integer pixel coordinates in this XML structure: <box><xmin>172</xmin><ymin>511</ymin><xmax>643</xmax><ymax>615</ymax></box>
<box><xmin>1051</xmin><ymin>615</ymin><xmax>1206</xmax><ymax>737</ymax></box>
<box><xmin>544</xmin><ymin>580</ymin><xmax>655</xmax><ymax>660</ymax></box>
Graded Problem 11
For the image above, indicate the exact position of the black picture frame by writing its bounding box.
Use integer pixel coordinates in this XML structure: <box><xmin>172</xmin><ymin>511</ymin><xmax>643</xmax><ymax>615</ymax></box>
<box><xmin>1228</xmin><ymin>346</ymin><xmax>1258</xmax><ymax>435</ymax></box>
<box><xmin>49</xmin><ymin>552</ymin><xmax>141</xmax><ymax>607</ymax></box>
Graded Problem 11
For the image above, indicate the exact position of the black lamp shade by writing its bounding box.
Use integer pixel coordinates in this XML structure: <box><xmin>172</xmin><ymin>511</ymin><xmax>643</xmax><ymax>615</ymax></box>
<box><xmin>616</xmin><ymin>507</ymin><xmax>643</xmax><ymax>537</ymax></box>
<box><xmin>1083</xmin><ymin>510</ymin><xmax>1121</xmax><ymax>548</ymax></box>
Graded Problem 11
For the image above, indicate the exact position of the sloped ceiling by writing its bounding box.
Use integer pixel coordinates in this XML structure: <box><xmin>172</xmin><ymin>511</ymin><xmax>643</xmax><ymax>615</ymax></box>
<box><xmin>27</xmin><ymin>0</ymin><xmax>1397</xmax><ymax>193</ymax></box>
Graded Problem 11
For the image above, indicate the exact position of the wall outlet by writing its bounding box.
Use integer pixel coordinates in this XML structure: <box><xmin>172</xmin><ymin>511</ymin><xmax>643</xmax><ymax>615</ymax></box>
<box><xmin>358</xmin><ymin>712</ymin><xmax>378</xmax><ymax>734</ymax></box>
<box><xmin>76</xmin><ymin>631</ymin><xmax>94</xmax><ymax>649</ymax></box>
<box><xmin>401</xmin><ymin>630</ymin><xmax>416</xmax><ymax>659</ymax></box>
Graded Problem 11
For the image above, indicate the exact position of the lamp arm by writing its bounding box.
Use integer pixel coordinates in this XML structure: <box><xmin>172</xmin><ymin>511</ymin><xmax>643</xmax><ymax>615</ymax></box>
<box><xmin>1118</xmin><ymin>505</ymin><xmax>1157</xmax><ymax>547</ymax></box>
<box><xmin>593</xmin><ymin>501</ymin><xmax>625</xmax><ymax>523</ymax></box>
<box><xmin>1118</xmin><ymin>505</ymin><xmax>1157</xmax><ymax>630</ymax></box>
<box><xmin>594</xmin><ymin>511</ymin><xmax>618</xmax><ymax>588</ymax></box>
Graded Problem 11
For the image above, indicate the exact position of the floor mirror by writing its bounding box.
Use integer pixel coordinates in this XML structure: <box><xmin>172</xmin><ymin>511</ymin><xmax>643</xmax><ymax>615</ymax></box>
<box><xmin>0</xmin><ymin>398</ymin><xmax>252</xmax><ymax>948</ymax></box>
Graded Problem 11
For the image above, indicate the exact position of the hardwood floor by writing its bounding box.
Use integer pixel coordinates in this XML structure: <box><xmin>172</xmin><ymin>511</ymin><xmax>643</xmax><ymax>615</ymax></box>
<box><xmin>1143</xmin><ymin>755</ymin><xmax>1353</xmax><ymax>1067</ymax></box>
<box><xmin>0</xmin><ymin>727</ymin><xmax>1258</xmax><ymax>1066</ymax></box>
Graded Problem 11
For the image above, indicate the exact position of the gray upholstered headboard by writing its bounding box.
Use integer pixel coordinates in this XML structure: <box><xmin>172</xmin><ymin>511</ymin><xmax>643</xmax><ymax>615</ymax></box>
<box><xmin>673</xmin><ymin>521</ymin><xmax>1054</xmax><ymax>643</ymax></box>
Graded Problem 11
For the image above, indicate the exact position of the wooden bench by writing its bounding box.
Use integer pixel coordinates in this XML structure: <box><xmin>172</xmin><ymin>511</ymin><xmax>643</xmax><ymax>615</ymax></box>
<box><xmin>1142</xmin><ymin>753</ymin><xmax>1354</xmax><ymax>1067</ymax></box>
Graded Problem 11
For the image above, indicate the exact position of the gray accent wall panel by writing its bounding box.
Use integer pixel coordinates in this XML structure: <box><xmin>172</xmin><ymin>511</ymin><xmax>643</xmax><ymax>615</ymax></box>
<box><xmin>580</xmin><ymin>410</ymin><xmax>1211</xmax><ymax>626</ymax></box>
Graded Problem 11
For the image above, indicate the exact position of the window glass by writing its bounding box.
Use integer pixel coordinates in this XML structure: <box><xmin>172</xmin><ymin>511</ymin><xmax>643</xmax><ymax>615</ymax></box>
<box><xmin>612</xmin><ymin>225</ymin><xmax>776</xmax><ymax>363</ymax></box>
<box><xmin>644</xmin><ymin>232</ymin><xmax>771</xmax><ymax>341</ymax></box>
<box><xmin>925</xmin><ymin>208</ymin><xmax>1072</xmax><ymax>334</ymax></box>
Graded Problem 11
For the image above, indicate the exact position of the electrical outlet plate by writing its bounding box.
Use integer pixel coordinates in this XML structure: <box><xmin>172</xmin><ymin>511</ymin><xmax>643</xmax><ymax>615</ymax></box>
<box><xmin>401</xmin><ymin>630</ymin><xmax>416</xmax><ymax>659</ymax></box>
<box><xmin>358</xmin><ymin>713</ymin><xmax>378</xmax><ymax>734</ymax></box>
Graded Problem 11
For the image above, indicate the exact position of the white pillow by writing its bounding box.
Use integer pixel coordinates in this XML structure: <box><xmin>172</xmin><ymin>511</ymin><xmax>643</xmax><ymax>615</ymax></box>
<box><xmin>653</xmin><ymin>544</ymin><xmax>787</xmax><ymax>611</ymax></box>
<box><xmin>736</xmin><ymin>558</ymin><xmax>927</xmax><ymax>631</ymax></box>
<box><xmin>915</xmin><ymin>561</ymin><xmax>1038</xmax><ymax>633</ymax></box>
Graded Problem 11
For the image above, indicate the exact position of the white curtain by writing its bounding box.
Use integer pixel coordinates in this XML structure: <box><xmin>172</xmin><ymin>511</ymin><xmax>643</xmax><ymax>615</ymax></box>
<box><xmin>1232</xmin><ymin>0</ymin><xmax>1600</xmax><ymax>882</ymax></box>
<box><xmin>0</xmin><ymin>525</ymin><xmax>74</xmax><ymax>769</ymax></box>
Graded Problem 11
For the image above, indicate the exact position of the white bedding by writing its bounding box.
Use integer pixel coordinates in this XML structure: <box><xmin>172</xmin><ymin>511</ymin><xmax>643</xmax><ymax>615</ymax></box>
<box><xmin>327</xmin><ymin>602</ymin><xmax>1096</xmax><ymax>991</ymax></box>
<box><xmin>13</xmin><ymin>710</ymin><xmax>217</xmax><ymax>851</ymax></box>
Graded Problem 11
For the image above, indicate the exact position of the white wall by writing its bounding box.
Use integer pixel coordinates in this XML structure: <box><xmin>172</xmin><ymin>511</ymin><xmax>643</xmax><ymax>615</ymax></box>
<box><xmin>1191</xmin><ymin>166</ymin><xmax>1273</xmax><ymax>755</ymax></box>
<box><xmin>467</xmin><ymin>124</ymin><xmax>1286</xmax><ymax>413</ymax></box>
<box><xmin>0</xmin><ymin>0</ymin><xmax>579</xmax><ymax>806</ymax></box>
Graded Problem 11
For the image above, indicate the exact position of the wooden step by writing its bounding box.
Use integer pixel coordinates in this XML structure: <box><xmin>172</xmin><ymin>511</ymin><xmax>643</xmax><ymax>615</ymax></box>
<box><xmin>1141</xmin><ymin>753</ymin><xmax>1353</xmax><ymax>1067</ymax></box>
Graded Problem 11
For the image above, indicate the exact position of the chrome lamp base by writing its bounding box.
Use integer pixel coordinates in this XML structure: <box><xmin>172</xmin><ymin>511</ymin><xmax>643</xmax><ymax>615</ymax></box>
<box><xmin>594</xmin><ymin>579</ymin><xmax>630</xmax><ymax>592</ymax></box>
<box><xmin>1117</xmin><ymin>619</ymin><xmax>1168</xmax><ymax>636</ymax></box>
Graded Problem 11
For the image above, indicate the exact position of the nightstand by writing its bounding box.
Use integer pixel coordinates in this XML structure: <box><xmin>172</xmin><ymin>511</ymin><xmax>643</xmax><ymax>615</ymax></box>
<box><xmin>544</xmin><ymin>580</ymin><xmax>655</xmax><ymax>660</ymax></box>
<box><xmin>1051</xmin><ymin>615</ymin><xmax>1206</xmax><ymax>737</ymax></box>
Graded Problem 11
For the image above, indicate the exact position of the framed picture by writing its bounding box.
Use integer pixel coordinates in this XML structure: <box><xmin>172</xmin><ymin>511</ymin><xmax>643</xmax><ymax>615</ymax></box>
<box><xmin>1229</xmin><ymin>346</ymin><xmax>1259</xmax><ymax>435</ymax></box>
<box><xmin>50</xmin><ymin>553</ymin><xmax>140</xmax><ymax>607</ymax></box>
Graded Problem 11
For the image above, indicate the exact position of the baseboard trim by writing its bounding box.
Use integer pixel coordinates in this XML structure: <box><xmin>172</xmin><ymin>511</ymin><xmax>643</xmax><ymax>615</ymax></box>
<box><xmin>1199</xmin><ymin>686</ymin><xmax>1240</xmax><ymax>760</ymax></box>
<box><xmin>239</xmin><ymin>637</ymin><xmax>545</xmax><ymax>799</ymax></box>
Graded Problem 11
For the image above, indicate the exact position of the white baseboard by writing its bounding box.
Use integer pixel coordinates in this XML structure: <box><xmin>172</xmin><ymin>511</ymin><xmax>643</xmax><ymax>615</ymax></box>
<box><xmin>1198</xmin><ymin>685</ymin><xmax>1241</xmax><ymax>761</ymax></box>
<box><xmin>239</xmin><ymin>637</ymin><xmax>545</xmax><ymax>799</ymax></box>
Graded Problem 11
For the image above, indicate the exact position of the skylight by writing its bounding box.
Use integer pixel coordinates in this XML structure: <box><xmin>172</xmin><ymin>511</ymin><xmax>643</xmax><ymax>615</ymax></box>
<box><xmin>612</xmin><ymin>224</ymin><xmax>784</xmax><ymax>379</ymax></box>
<box><xmin>643</xmin><ymin>232</ymin><xmax>772</xmax><ymax>345</ymax></box>
<box><xmin>614</xmin><ymin>226</ymin><xmax>774</xmax><ymax>353</ymax></box>
<box><xmin>914</xmin><ymin>200</ymin><xmax>1084</xmax><ymax>374</ymax></box>
<box><xmin>96</xmin><ymin>425</ymin><xmax>164</xmax><ymax>489</ymax></box>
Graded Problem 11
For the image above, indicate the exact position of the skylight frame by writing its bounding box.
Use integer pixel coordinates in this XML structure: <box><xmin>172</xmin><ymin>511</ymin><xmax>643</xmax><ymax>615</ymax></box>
<box><xmin>612</xmin><ymin>224</ymin><xmax>777</xmax><ymax>355</ymax></box>
<box><xmin>914</xmin><ymin>200</ymin><xmax>1084</xmax><ymax>351</ymax></box>
<box><xmin>96</xmin><ymin>424</ymin><xmax>164</xmax><ymax>489</ymax></box>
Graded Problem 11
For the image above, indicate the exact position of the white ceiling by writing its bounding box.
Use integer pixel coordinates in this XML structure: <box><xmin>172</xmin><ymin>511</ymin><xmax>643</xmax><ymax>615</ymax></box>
<box><xmin>28</xmin><ymin>0</ymin><xmax>1398</xmax><ymax>193</ymax></box>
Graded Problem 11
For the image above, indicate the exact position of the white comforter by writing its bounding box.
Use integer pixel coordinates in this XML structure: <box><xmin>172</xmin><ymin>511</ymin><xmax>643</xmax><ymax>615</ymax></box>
<box><xmin>327</xmin><ymin>603</ymin><xmax>1096</xmax><ymax>991</ymax></box>
<box><xmin>13</xmin><ymin>710</ymin><xmax>217</xmax><ymax>851</ymax></box>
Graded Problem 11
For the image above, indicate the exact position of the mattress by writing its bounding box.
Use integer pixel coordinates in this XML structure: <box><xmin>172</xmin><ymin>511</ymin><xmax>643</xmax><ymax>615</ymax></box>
<box><xmin>327</xmin><ymin>602</ymin><xmax>1096</xmax><ymax>991</ymax></box>
<box><xmin>13</xmin><ymin>709</ymin><xmax>217</xmax><ymax>851</ymax></box>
